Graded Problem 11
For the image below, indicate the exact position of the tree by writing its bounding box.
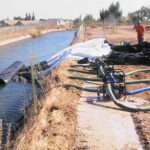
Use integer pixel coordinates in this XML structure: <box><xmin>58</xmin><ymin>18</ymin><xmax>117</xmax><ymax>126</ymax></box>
<box><xmin>39</xmin><ymin>19</ymin><xmax>46</xmax><ymax>21</ymax></box>
<box><xmin>73</xmin><ymin>17</ymin><xmax>82</xmax><ymax>27</ymax></box>
<box><xmin>128</xmin><ymin>6</ymin><xmax>150</xmax><ymax>23</ymax></box>
<box><xmin>14</xmin><ymin>16</ymin><xmax>24</xmax><ymax>20</ymax></box>
<box><xmin>99</xmin><ymin>1</ymin><xmax>122</xmax><ymax>23</ymax></box>
<box><xmin>32</xmin><ymin>12</ymin><xmax>35</xmax><ymax>20</ymax></box>
<box><xmin>25</xmin><ymin>13</ymin><xmax>32</xmax><ymax>20</ymax></box>
<box><xmin>108</xmin><ymin>2</ymin><xmax>122</xmax><ymax>19</ymax></box>
<box><xmin>100</xmin><ymin>9</ymin><xmax>109</xmax><ymax>23</ymax></box>
<box><xmin>25</xmin><ymin>13</ymin><xmax>29</xmax><ymax>20</ymax></box>
<box><xmin>29</xmin><ymin>13</ymin><xmax>31</xmax><ymax>20</ymax></box>
<box><xmin>83</xmin><ymin>14</ymin><xmax>95</xmax><ymax>25</ymax></box>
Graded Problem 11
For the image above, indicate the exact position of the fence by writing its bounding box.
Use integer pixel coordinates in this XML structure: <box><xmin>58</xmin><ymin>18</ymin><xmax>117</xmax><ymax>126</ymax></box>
<box><xmin>0</xmin><ymin>21</ymin><xmax>67</xmax><ymax>41</ymax></box>
<box><xmin>71</xmin><ymin>24</ymin><xmax>85</xmax><ymax>44</ymax></box>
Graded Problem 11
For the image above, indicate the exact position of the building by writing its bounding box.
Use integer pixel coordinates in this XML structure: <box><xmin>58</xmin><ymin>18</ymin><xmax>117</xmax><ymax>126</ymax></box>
<box><xmin>0</xmin><ymin>19</ymin><xmax>73</xmax><ymax>27</ymax></box>
<box><xmin>57</xmin><ymin>19</ymin><xmax>66</xmax><ymax>26</ymax></box>
<box><xmin>64</xmin><ymin>20</ymin><xmax>73</xmax><ymax>26</ymax></box>
<box><xmin>0</xmin><ymin>20</ymin><xmax>41</xmax><ymax>27</ymax></box>
<box><xmin>16</xmin><ymin>20</ymin><xmax>41</xmax><ymax>26</ymax></box>
<box><xmin>43</xmin><ymin>19</ymin><xmax>66</xmax><ymax>26</ymax></box>
<box><xmin>0</xmin><ymin>20</ymin><xmax>19</xmax><ymax>26</ymax></box>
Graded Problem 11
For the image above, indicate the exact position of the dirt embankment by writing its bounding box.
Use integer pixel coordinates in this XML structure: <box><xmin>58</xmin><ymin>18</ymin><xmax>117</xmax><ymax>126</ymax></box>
<box><xmin>12</xmin><ymin>59</ymin><xmax>84</xmax><ymax>150</ymax></box>
<box><xmin>0</xmin><ymin>25</ymin><xmax>75</xmax><ymax>43</ymax></box>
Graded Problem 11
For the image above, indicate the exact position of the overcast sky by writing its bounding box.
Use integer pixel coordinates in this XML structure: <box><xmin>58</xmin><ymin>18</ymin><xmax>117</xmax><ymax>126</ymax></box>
<box><xmin>0</xmin><ymin>0</ymin><xmax>150</xmax><ymax>20</ymax></box>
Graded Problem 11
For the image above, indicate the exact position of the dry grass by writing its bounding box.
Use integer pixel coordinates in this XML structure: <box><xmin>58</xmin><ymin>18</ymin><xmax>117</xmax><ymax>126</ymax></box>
<box><xmin>0</xmin><ymin>26</ymin><xmax>74</xmax><ymax>42</ymax></box>
<box><xmin>30</xmin><ymin>29</ymin><xmax>42</xmax><ymax>38</ymax></box>
<box><xmin>12</xmin><ymin>59</ymin><xmax>83</xmax><ymax>150</ymax></box>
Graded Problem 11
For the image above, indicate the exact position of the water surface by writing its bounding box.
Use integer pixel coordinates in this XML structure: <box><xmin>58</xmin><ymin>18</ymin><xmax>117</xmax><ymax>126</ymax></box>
<box><xmin>0</xmin><ymin>30</ymin><xmax>74</xmax><ymax>127</ymax></box>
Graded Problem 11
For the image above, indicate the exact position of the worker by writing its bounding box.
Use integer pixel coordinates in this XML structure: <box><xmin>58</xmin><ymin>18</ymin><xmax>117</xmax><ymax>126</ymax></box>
<box><xmin>134</xmin><ymin>20</ymin><xmax>145</xmax><ymax>44</ymax></box>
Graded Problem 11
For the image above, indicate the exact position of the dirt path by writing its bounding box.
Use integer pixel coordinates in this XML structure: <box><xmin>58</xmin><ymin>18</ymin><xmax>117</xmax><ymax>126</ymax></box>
<box><xmin>77</xmin><ymin>89</ymin><xmax>143</xmax><ymax>150</ymax></box>
<box><xmin>75</xmin><ymin>25</ymin><xmax>150</xmax><ymax>150</ymax></box>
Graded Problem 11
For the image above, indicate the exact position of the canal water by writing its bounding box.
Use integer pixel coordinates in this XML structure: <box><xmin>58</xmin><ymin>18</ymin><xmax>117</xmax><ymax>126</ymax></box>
<box><xmin>0</xmin><ymin>30</ymin><xmax>75</xmax><ymax>137</ymax></box>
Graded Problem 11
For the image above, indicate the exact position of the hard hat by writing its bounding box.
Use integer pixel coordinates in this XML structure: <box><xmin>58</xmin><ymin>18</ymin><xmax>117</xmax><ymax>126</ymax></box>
<box><xmin>136</xmin><ymin>20</ymin><xmax>141</xmax><ymax>25</ymax></box>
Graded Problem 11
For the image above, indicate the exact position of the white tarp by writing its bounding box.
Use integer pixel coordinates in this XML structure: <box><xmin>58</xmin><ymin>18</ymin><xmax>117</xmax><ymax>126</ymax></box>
<box><xmin>47</xmin><ymin>38</ymin><xmax>111</xmax><ymax>69</ymax></box>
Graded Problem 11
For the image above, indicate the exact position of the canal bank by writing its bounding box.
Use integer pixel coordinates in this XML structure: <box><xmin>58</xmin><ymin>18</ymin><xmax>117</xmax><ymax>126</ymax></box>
<box><xmin>0</xmin><ymin>30</ymin><xmax>75</xmax><ymax>147</ymax></box>
<box><xmin>0</xmin><ymin>28</ymin><xmax>70</xmax><ymax>47</ymax></box>
<box><xmin>10</xmin><ymin>37</ymin><xmax>112</xmax><ymax>150</ymax></box>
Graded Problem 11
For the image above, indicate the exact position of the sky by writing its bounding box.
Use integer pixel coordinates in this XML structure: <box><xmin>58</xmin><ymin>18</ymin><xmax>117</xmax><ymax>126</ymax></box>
<box><xmin>0</xmin><ymin>0</ymin><xmax>150</xmax><ymax>20</ymax></box>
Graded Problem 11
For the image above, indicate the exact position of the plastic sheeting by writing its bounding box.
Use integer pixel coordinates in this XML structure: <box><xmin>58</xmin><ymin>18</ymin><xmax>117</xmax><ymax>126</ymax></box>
<box><xmin>47</xmin><ymin>38</ymin><xmax>111</xmax><ymax>69</ymax></box>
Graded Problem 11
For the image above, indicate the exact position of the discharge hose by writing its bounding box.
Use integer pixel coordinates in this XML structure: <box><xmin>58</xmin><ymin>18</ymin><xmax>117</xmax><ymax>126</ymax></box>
<box><xmin>63</xmin><ymin>84</ymin><xmax>98</xmax><ymax>92</ymax></box>
<box><xmin>126</xmin><ymin>86</ymin><xmax>150</xmax><ymax>95</ymax></box>
<box><xmin>69</xmin><ymin>65</ymin><xmax>150</xmax><ymax>77</ymax></box>
<box><xmin>63</xmin><ymin>84</ymin><xmax>150</xmax><ymax>95</ymax></box>
<box><xmin>68</xmin><ymin>68</ymin><xmax>150</xmax><ymax>76</ymax></box>
<box><xmin>125</xmin><ymin>68</ymin><xmax>150</xmax><ymax>76</ymax></box>
<box><xmin>106</xmin><ymin>83</ymin><xmax>150</xmax><ymax>112</ymax></box>
<box><xmin>68</xmin><ymin>75</ymin><xmax>150</xmax><ymax>84</ymax></box>
<box><xmin>68</xmin><ymin>68</ymin><xmax>96</xmax><ymax>74</ymax></box>
<box><xmin>70</xmin><ymin>64</ymin><xmax>90</xmax><ymax>67</ymax></box>
<box><xmin>99</xmin><ymin>66</ymin><xmax>105</xmax><ymax>76</ymax></box>
<box><xmin>125</xmin><ymin>79</ymin><xmax>150</xmax><ymax>84</ymax></box>
<box><xmin>107</xmin><ymin>72</ymin><xmax>150</xmax><ymax>84</ymax></box>
<box><xmin>69</xmin><ymin>76</ymin><xmax>102</xmax><ymax>81</ymax></box>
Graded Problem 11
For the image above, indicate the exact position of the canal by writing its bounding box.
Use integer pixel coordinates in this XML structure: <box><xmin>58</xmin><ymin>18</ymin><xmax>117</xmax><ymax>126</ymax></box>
<box><xmin>0</xmin><ymin>30</ymin><xmax>75</xmax><ymax>137</ymax></box>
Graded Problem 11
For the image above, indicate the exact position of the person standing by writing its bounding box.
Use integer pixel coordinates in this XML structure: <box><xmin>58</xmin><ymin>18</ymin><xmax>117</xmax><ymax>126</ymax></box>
<box><xmin>134</xmin><ymin>20</ymin><xmax>145</xmax><ymax>44</ymax></box>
